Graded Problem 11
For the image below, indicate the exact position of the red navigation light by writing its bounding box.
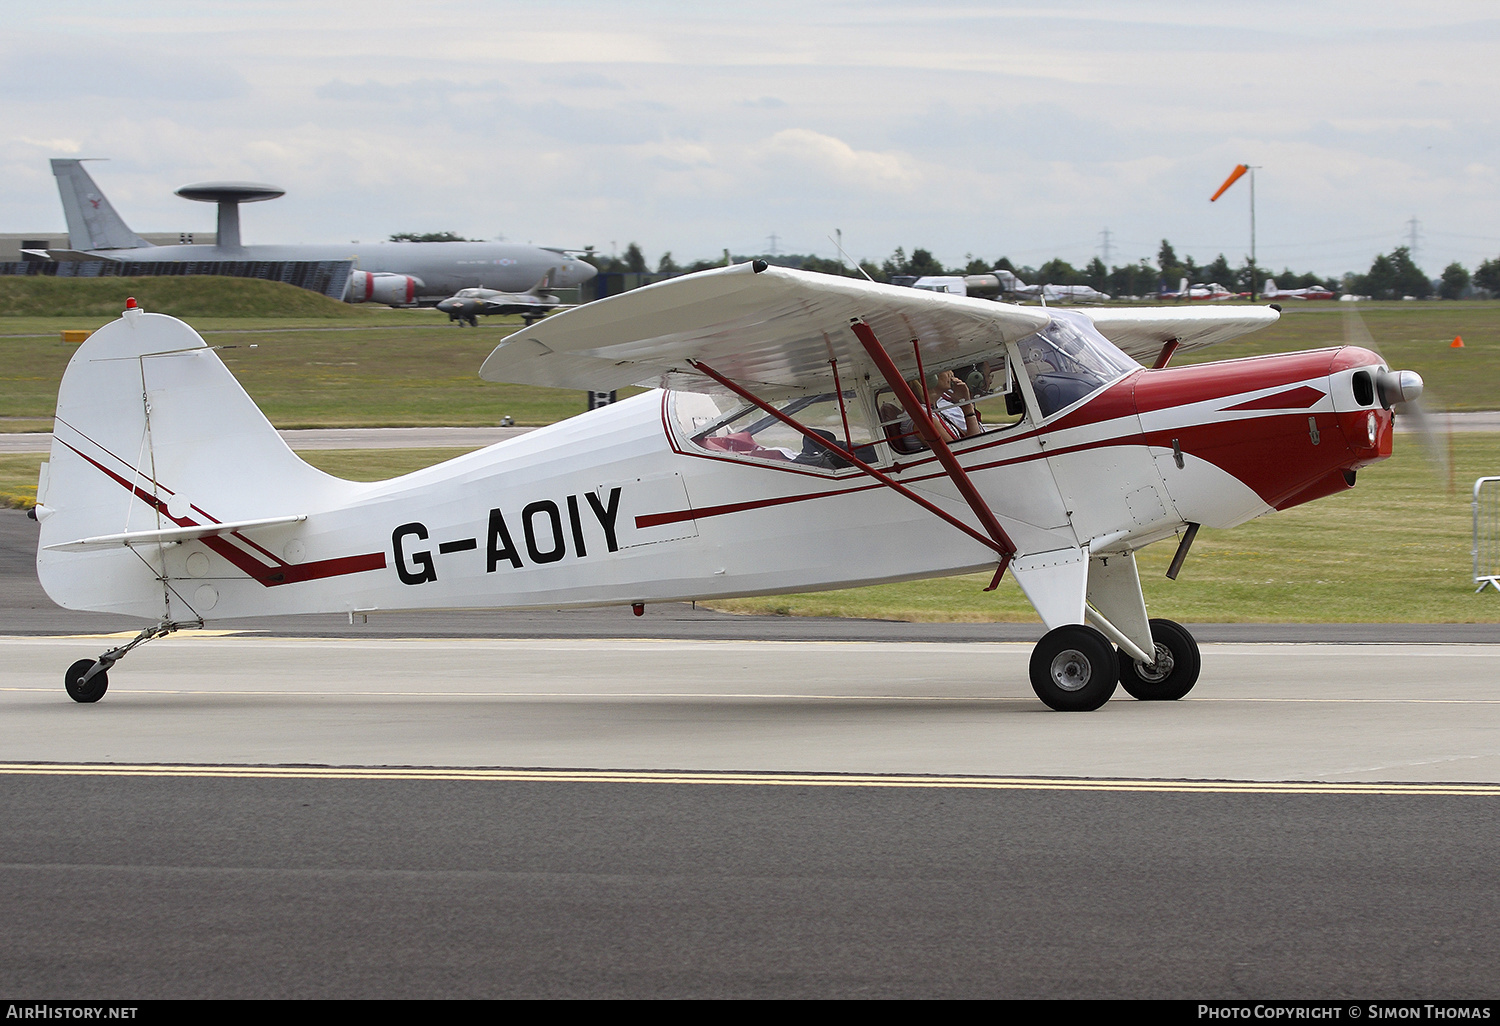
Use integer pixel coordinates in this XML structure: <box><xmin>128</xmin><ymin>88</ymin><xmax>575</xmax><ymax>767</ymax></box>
<box><xmin>124</xmin><ymin>297</ymin><xmax>138</xmax><ymax>309</ymax></box>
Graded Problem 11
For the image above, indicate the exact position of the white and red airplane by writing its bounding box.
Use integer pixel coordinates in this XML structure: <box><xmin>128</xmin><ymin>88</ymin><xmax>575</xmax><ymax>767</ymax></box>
<box><xmin>33</xmin><ymin>261</ymin><xmax>1423</xmax><ymax>711</ymax></box>
<box><xmin>1263</xmin><ymin>279</ymin><xmax>1337</xmax><ymax>301</ymax></box>
<box><xmin>1160</xmin><ymin>278</ymin><xmax>1244</xmax><ymax>302</ymax></box>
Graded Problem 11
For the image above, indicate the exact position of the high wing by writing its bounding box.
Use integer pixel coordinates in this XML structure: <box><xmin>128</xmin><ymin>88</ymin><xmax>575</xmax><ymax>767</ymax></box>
<box><xmin>479</xmin><ymin>262</ymin><xmax>1051</xmax><ymax>398</ymax></box>
<box><xmin>1082</xmin><ymin>306</ymin><xmax>1280</xmax><ymax>364</ymax></box>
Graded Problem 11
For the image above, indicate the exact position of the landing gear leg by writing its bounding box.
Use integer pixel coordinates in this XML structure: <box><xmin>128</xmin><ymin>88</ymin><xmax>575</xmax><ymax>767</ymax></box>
<box><xmin>1117</xmin><ymin>618</ymin><xmax>1201</xmax><ymax>701</ymax></box>
<box><xmin>1029</xmin><ymin>624</ymin><xmax>1119</xmax><ymax>711</ymax></box>
<box><xmin>63</xmin><ymin>620</ymin><xmax>199</xmax><ymax>704</ymax></box>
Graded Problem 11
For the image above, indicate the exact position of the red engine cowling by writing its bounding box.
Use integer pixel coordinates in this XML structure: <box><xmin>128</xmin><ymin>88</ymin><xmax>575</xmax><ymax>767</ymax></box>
<box><xmin>347</xmin><ymin>270</ymin><xmax>423</xmax><ymax>306</ymax></box>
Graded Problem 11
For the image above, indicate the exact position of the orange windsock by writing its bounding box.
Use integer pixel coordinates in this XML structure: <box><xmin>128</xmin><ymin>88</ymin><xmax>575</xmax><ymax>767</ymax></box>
<box><xmin>1211</xmin><ymin>164</ymin><xmax>1249</xmax><ymax>202</ymax></box>
<box><xmin>1452</xmin><ymin>336</ymin><xmax>1465</xmax><ymax>348</ymax></box>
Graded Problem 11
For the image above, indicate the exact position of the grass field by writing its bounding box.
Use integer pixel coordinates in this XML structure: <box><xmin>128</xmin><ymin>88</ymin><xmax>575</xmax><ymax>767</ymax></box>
<box><xmin>2</xmin><ymin>292</ymin><xmax>1496</xmax><ymax>433</ymax></box>
<box><xmin>0</xmin><ymin>276</ymin><xmax>363</xmax><ymax>320</ymax></box>
<box><xmin>0</xmin><ymin>317</ymin><xmax>605</xmax><ymax>431</ymax></box>
<box><xmin>5</xmin><ymin>435</ymin><xmax>1499</xmax><ymax>623</ymax></box>
<box><xmin>1174</xmin><ymin>302</ymin><xmax>1499</xmax><ymax>412</ymax></box>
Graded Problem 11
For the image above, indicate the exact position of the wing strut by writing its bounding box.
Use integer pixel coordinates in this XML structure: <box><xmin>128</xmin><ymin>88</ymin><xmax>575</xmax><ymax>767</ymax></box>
<box><xmin>687</xmin><ymin>359</ymin><xmax>1007</xmax><ymax>560</ymax></box>
<box><xmin>847</xmin><ymin>319</ymin><xmax>1018</xmax><ymax>588</ymax></box>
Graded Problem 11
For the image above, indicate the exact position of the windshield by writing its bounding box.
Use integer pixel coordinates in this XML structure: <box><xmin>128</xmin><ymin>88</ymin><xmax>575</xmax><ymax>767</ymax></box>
<box><xmin>1017</xmin><ymin>309</ymin><xmax>1137</xmax><ymax>418</ymax></box>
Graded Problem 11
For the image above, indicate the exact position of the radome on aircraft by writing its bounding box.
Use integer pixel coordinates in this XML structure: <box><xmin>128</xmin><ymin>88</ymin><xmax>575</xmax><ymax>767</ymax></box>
<box><xmin>33</xmin><ymin>262</ymin><xmax>1424</xmax><ymax>711</ymax></box>
<box><xmin>37</xmin><ymin>159</ymin><xmax>596</xmax><ymax>304</ymax></box>
<box><xmin>436</xmin><ymin>271</ymin><xmax>571</xmax><ymax>326</ymax></box>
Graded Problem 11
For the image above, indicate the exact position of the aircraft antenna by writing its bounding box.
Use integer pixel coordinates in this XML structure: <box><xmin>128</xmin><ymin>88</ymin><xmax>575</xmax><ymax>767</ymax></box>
<box><xmin>828</xmin><ymin>233</ymin><xmax>876</xmax><ymax>283</ymax></box>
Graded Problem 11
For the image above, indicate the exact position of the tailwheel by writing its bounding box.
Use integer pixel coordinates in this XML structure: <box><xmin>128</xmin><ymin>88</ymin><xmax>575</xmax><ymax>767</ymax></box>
<box><xmin>1117</xmin><ymin>618</ymin><xmax>1201</xmax><ymax>701</ymax></box>
<box><xmin>1029</xmin><ymin>624</ymin><xmax>1118</xmax><ymax>711</ymax></box>
<box><xmin>64</xmin><ymin>659</ymin><xmax>109</xmax><ymax>704</ymax></box>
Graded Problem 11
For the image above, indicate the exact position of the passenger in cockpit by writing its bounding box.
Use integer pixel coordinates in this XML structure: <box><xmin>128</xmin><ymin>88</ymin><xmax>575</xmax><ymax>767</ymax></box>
<box><xmin>882</xmin><ymin>369</ymin><xmax>981</xmax><ymax>453</ymax></box>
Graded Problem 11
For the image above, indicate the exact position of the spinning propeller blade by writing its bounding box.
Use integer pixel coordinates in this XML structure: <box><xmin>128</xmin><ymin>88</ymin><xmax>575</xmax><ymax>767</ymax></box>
<box><xmin>1343</xmin><ymin>305</ymin><xmax>1451</xmax><ymax>491</ymax></box>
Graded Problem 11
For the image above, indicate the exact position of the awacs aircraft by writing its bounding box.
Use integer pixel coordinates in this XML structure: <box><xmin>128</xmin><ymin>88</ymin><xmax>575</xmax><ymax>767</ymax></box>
<box><xmin>33</xmin><ymin>262</ymin><xmax>1423</xmax><ymax>711</ymax></box>
<box><xmin>37</xmin><ymin>159</ymin><xmax>596</xmax><ymax>304</ymax></box>
<box><xmin>1264</xmin><ymin>279</ymin><xmax>1336</xmax><ymax>301</ymax></box>
<box><xmin>436</xmin><ymin>272</ymin><xmax>569</xmax><ymax>326</ymax></box>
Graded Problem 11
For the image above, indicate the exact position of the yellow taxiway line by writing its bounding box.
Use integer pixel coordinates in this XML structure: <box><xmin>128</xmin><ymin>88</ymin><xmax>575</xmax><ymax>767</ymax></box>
<box><xmin>0</xmin><ymin>762</ymin><xmax>1496</xmax><ymax>796</ymax></box>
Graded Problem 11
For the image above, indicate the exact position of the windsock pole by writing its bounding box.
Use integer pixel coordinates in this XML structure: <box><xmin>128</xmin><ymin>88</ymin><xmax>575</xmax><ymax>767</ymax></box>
<box><xmin>1212</xmin><ymin>163</ymin><xmax>1260</xmax><ymax>301</ymax></box>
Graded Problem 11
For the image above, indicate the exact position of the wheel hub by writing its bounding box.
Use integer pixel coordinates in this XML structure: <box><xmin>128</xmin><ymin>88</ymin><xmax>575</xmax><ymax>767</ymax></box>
<box><xmin>1050</xmin><ymin>649</ymin><xmax>1092</xmax><ymax>692</ymax></box>
<box><xmin>1135</xmin><ymin>643</ymin><xmax>1175</xmax><ymax>683</ymax></box>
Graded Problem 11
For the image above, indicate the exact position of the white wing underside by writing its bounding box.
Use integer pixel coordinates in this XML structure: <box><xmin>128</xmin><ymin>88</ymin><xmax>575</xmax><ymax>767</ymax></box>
<box><xmin>1081</xmin><ymin>306</ymin><xmax>1281</xmax><ymax>363</ymax></box>
<box><xmin>480</xmin><ymin>263</ymin><xmax>1051</xmax><ymax>398</ymax></box>
<box><xmin>478</xmin><ymin>263</ymin><xmax>1280</xmax><ymax>396</ymax></box>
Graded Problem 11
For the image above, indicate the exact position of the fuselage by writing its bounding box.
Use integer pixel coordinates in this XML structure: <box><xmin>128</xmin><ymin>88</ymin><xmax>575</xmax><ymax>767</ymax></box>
<box><xmin>36</xmin><ymin>327</ymin><xmax>1397</xmax><ymax>624</ymax></box>
<box><xmin>77</xmin><ymin>241</ymin><xmax>596</xmax><ymax>300</ymax></box>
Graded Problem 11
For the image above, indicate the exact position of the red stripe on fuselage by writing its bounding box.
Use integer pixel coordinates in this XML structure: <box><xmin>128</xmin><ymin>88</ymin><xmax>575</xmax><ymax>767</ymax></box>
<box><xmin>1132</xmin><ymin>349</ymin><xmax>1342</xmax><ymax>416</ymax></box>
<box><xmin>56</xmin><ymin>438</ymin><xmax>387</xmax><ymax>587</ymax></box>
<box><xmin>1223</xmin><ymin>385</ymin><xmax>1326</xmax><ymax>412</ymax></box>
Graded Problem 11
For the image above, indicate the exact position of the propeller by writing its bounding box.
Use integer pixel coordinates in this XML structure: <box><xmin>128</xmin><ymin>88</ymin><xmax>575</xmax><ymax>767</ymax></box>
<box><xmin>1342</xmin><ymin>305</ymin><xmax>1452</xmax><ymax>491</ymax></box>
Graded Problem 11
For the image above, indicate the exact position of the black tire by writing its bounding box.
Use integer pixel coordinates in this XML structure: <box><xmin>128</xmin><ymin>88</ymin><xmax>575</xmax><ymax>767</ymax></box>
<box><xmin>64</xmin><ymin>658</ymin><xmax>108</xmax><ymax>703</ymax></box>
<box><xmin>1117</xmin><ymin>618</ymin><xmax>1201</xmax><ymax>701</ymax></box>
<box><xmin>1029</xmin><ymin>625</ymin><xmax>1118</xmax><ymax>711</ymax></box>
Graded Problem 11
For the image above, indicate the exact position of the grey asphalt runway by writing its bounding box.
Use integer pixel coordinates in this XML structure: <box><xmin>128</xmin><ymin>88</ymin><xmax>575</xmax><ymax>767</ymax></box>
<box><xmin>4</xmin><ymin>508</ymin><xmax>1500</xmax><ymax>997</ymax></box>
<box><xmin>3</xmin><ymin>770</ymin><xmax>1497</xmax><ymax>999</ymax></box>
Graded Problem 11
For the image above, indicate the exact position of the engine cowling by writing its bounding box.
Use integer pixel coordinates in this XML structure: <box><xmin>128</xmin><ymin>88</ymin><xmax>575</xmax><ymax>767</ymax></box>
<box><xmin>347</xmin><ymin>270</ymin><xmax>423</xmax><ymax>306</ymax></box>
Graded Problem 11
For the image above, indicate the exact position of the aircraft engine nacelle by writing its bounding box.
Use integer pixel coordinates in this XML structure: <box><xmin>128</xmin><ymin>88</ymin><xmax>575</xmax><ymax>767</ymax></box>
<box><xmin>348</xmin><ymin>270</ymin><xmax>424</xmax><ymax>306</ymax></box>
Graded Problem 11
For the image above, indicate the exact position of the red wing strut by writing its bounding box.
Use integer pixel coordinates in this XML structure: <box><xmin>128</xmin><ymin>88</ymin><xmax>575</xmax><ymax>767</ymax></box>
<box><xmin>687</xmin><ymin>359</ymin><xmax>1007</xmax><ymax>559</ymax></box>
<box><xmin>847</xmin><ymin>320</ymin><xmax>1017</xmax><ymax>586</ymax></box>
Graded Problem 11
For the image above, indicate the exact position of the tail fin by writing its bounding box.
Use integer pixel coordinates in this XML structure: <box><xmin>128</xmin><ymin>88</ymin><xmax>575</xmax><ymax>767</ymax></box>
<box><xmin>1265</xmin><ymin>278</ymin><xmax>1278</xmax><ymax>295</ymax></box>
<box><xmin>35</xmin><ymin>305</ymin><xmax>363</xmax><ymax>619</ymax></box>
<box><xmin>528</xmin><ymin>269</ymin><xmax>555</xmax><ymax>295</ymax></box>
<box><xmin>51</xmin><ymin>159</ymin><xmax>150</xmax><ymax>252</ymax></box>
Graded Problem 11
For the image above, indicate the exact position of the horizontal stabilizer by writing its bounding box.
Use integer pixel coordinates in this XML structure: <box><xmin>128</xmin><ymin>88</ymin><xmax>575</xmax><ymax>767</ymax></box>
<box><xmin>45</xmin><ymin>514</ymin><xmax>308</xmax><ymax>552</ymax></box>
<box><xmin>1082</xmin><ymin>306</ymin><xmax>1280</xmax><ymax>364</ymax></box>
<box><xmin>480</xmin><ymin>262</ymin><xmax>1051</xmax><ymax>398</ymax></box>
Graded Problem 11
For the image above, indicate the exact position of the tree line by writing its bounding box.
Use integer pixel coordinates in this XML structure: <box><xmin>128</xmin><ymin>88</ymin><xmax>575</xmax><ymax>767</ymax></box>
<box><xmin>582</xmin><ymin>239</ymin><xmax>1500</xmax><ymax>300</ymax></box>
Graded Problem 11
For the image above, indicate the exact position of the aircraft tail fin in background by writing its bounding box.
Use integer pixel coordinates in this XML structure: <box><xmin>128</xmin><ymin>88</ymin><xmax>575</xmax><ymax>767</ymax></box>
<box><xmin>528</xmin><ymin>269</ymin><xmax>555</xmax><ymax>295</ymax></box>
<box><xmin>35</xmin><ymin>306</ymin><xmax>362</xmax><ymax>620</ymax></box>
<box><xmin>50</xmin><ymin>159</ymin><xmax>151</xmax><ymax>252</ymax></box>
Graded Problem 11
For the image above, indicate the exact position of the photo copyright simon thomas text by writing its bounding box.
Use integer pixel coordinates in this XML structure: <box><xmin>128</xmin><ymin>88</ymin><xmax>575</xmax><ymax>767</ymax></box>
<box><xmin>1199</xmin><ymin>1008</ymin><xmax>1493</xmax><ymax>1021</ymax></box>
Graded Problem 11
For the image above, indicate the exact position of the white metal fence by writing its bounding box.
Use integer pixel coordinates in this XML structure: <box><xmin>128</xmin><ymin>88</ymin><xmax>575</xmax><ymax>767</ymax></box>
<box><xmin>1475</xmin><ymin>477</ymin><xmax>1500</xmax><ymax>593</ymax></box>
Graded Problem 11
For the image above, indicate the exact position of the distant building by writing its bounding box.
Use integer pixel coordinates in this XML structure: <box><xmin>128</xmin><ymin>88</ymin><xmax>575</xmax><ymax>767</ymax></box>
<box><xmin>0</xmin><ymin>232</ymin><xmax>216</xmax><ymax>261</ymax></box>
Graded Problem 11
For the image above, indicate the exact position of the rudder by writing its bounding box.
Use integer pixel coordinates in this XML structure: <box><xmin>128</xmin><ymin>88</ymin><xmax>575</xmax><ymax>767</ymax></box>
<box><xmin>51</xmin><ymin>159</ymin><xmax>150</xmax><ymax>252</ymax></box>
<box><xmin>35</xmin><ymin>304</ymin><xmax>360</xmax><ymax>619</ymax></box>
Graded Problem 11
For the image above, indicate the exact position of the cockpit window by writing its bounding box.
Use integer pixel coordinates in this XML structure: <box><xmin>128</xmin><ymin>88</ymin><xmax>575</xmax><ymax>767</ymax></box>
<box><xmin>1017</xmin><ymin>310</ymin><xmax>1137</xmax><ymax>419</ymax></box>
<box><xmin>672</xmin><ymin>391</ymin><xmax>876</xmax><ymax>471</ymax></box>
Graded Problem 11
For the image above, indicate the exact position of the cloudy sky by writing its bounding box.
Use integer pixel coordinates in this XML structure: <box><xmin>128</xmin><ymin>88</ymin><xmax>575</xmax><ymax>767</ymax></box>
<box><xmin>5</xmin><ymin>1</ymin><xmax>1498</xmax><ymax>278</ymax></box>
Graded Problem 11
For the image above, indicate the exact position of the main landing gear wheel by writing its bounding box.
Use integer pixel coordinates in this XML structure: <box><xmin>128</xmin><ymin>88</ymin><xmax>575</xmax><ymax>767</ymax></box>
<box><xmin>64</xmin><ymin>659</ymin><xmax>108</xmax><ymax>704</ymax></box>
<box><xmin>1117</xmin><ymin>618</ymin><xmax>1201</xmax><ymax>701</ymax></box>
<box><xmin>1029</xmin><ymin>624</ymin><xmax>1118</xmax><ymax>712</ymax></box>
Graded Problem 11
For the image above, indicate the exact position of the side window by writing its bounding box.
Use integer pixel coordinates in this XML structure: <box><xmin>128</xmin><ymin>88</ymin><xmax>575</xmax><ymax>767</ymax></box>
<box><xmin>874</xmin><ymin>359</ymin><xmax>1021</xmax><ymax>454</ymax></box>
<box><xmin>673</xmin><ymin>391</ymin><xmax>877</xmax><ymax>470</ymax></box>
